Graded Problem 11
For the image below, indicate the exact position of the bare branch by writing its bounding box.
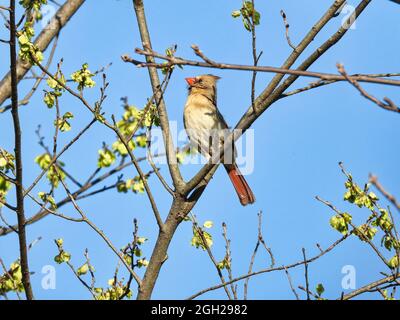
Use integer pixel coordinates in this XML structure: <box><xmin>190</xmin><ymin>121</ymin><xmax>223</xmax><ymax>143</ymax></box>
<box><xmin>337</xmin><ymin>63</ymin><xmax>400</xmax><ymax>113</ymax></box>
<box><xmin>369</xmin><ymin>174</ymin><xmax>400</xmax><ymax>212</ymax></box>
<box><xmin>0</xmin><ymin>154</ymin><xmax>156</xmax><ymax>237</ymax></box>
<box><xmin>24</xmin><ymin>119</ymin><xmax>97</xmax><ymax>197</ymax></box>
<box><xmin>55</xmin><ymin>168</ymin><xmax>143</xmax><ymax>288</ymax></box>
<box><xmin>279</xmin><ymin>73</ymin><xmax>400</xmax><ymax>100</ymax></box>
<box><xmin>284</xmin><ymin>266</ymin><xmax>300</xmax><ymax>300</ymax></box>
<box><xmin>132</xmin><ymin>0</ymin><xmax>184</xmax><ymax>192</ymax></box>
<box><xmin>187</xmin><ymin>236</ymin><xmax>347</xmax><ymax>300</ymax></box>
<box><xmin>235</xmin><ymin>0</ymin><xmax>372</xmax><ymax>134</ymax></box>
<box><xmin>112</xmin><ymin>119</ymin><xmax>164</xmax><ymax>231</ymax></box>
<box><xmin>244</xmin><ymin>211</ymin><xmax>274</xmax><ymax>299</ymax></box>
<box><xmin>130</xmin><ymin>46</ymin><xmax>400</xmax><ymax>88</ymax></box>
<box><xmin>8</xmin><ymin>0</ymin><xmax>34</xmax><ymax>299</ymax></box>
<box><xmin>340</xmin><ymin>274</ymin><xmax>400</xmax><ymax>300</ymax></box>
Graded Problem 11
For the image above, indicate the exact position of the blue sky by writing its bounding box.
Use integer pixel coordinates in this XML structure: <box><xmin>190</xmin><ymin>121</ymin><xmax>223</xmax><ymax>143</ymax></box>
<box><xmin>0</xmin><ymin>0</ymin><xmax>399</xmax><ymax>300</ymax></box>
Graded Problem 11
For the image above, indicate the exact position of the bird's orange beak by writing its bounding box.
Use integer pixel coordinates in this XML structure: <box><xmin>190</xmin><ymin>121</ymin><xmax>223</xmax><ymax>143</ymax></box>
<box><xmin>185</xmin><ymin>77</ymin><xmax>196</xmax><ymax>86</ymax></box>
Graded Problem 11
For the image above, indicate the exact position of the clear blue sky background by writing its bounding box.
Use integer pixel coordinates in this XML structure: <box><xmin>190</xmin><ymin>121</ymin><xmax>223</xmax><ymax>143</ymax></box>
<box><xmin>1</xmin><ymin>0</ymin><xmax>399</xmax><ymax>300</ymax></box>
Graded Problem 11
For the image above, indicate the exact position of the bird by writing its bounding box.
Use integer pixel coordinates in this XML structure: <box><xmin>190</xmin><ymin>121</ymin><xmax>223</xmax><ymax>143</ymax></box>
<box><xmin>183</xmin><ymin>74</ymin><xmax>255</xmax><ymax>206</ymax></box>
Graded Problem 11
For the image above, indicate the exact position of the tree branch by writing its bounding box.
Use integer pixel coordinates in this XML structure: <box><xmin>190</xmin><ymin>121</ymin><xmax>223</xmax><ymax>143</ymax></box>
<box><xmin>0</xmin><ymin>0</ymin><xmax>86</xmax><ymax>106</ymax></box>
<box><xmin>56</xmin><ymin>168</ymin><xmax>142</xmax><ymax>288</ymax></box>
<box><xmin>187</xmin><ymin>236</ymin><xmax>347</xmax><ymax>300</ymax></box>
<box><xmin>338</xmin><ymin>63</ymin><xmax>400</xmax><ymax>113</ymax></box>
<box><xmin>9</xmin><ymin>0</ymin><xmax>34</xmax><ymax>300</ymax></box>
<box><xmin>369</xmin><ymin>174</ymin><xmax>400</xmax><ymax>212</ymax></box>
<box><xmin>0</xmin><ymin>35</ymin><xmax>59</xmax><ymax>114</ymax></box>
<box><xmin>340</xmin><ymin>274</ymin><xmax>400</xmax><ymax>300</ymax></box>
<box><xmin>129</xmin><ymin>46</ymin><xmax>400</xmax><ymax>88</ymax></box>
<box><xmin>132</xmin><ymin>0</ymin><xmax>184</xmax><ymax>192</ymax></box>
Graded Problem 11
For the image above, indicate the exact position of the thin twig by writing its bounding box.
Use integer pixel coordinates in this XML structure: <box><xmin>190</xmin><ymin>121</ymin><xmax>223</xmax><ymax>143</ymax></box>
<box><xmin>280</xmin><ymin>10</ymin><xmax>296</xmax><ymax>50</ymax></box>
<box><xmin>0</xmin><ymin>35</ymin><xmax>59</xmax><ymax>114</ymax></box>
<box><xmin>127</xmin><ymin>45</ymin><xmax>400</xmax><ymax>88</ymax></box>
<box><xmin>302</xmin><ymin>248</ymin><xmax>310</xmax><ymax>300</ymax></box>
<box><xmin>191</xmin><ymin>215</ymin><xmax>232</xmax><ymax>300</ymax></box>
<box><xmin>316</xmin><ymin>195</ymin><xmax>390</xmax><ymax>267</ymax></box>
<box><xmin>249</xmin><ymin>0</ymin><xmax>262</xmax><ymax>114</ymax></box>
<box><xmin>0</xmin><ymin>153</ymin><xmax>162</xmax><ymax>236</ymax></box>
<box><xmin>0</xmin><ymin>0</ymin><xmax>86</xmax><ymax>107</ymax></box>
<box><xmin>222</xmin><ymin>222</ymin><xmax>237</xmax><ymax>299</ymax></box>
<box><xmin>55</xmin><ymin>168</ymin><xmax>142</xmax><ymax>288</ymax></box>
<box><xmin>340</xmin><ymin>274</ymin><xmax>400</xmax><ymax>300</ymax></box>
<box><xmin>112</xmin><ymin>117</ymin><xmax>164</xmax><ymax>231</ymax></box>
<box><xmin>24</xmin><ymin>119</ymin><xmax>97</xmax><ymax>197</ymax></box>
<box><xmin>244</xmin><ymin>211</ymin><xmax>274</xmax><ymax>299</ymax></box>
<box><xmin>187</xmin><ymin>236</ymin><xmax>347</xmax><ymax>300</ymax></box>
<box><xmin>279</xmin><ymin>73</ymin><xmax>400</xmax><ymax>100</ymax></box>
<box><xmin>337</xmin><ymin>63</ymin><xmax>400</xmax><ymax>113</ymax></box>
<box><xmin>298</xmin><ymin>285</ymin><xmax>319</xmax><ymax>300</ymax></box>
<box><xmin>369</xmin><ymin>174</ymin><xmax>400</xmax><ymax>212</ymax></box>
<box><xmin>284</xmin><ymin>266</ymin><xmax>300</xmax><ymax>300</ymax></box>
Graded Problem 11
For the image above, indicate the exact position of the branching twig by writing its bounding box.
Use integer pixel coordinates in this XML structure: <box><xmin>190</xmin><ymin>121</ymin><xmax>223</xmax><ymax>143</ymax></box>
<box><xmin>0</xmin><ymin>153</ymin><xmax>162</xmax><ymax>237</ymax></box>
<box><xmin>112</xmin><ymin>117</ymin><xmax>164</xmax><ymax>231</ymax></box>
<box><xmin>129</xmin><ymin>45</ymin><xmax>400</xmax><ymax>88</ymax></box>
<box><xmin>191</xmin><ymin>215</ymin><xmax>233</xmax><ymax>300</ymax></box>
<box><xmin>244</xmin><ymin>211</ymin><xmax>274</xmax><ymax>299</ymax></box>
<box><xmin>24</xmin><ymin>119</ymin><xmax>97</xmax><ymax>197</ymax></box>
<box><xmin>337</xmin><ymin>63</ymin><xmax>400</xmax><ymax>113</ymax></box>
<box><xmin>55</xmin><ymin>168</ymin><xmax>142</xmax><ymax>288</ymax></box>
<box><xmin>279</xmin><ymin>73</ymin><xmax>400</xmax><ymax>100</ymax></box>
<box><xmin>0</xmin><ymin>35</ymin><xmax>59</xmax><ymax>114</ymax></box>
<box><xmin>0</xmin><ymin>0</ymin><xmax>86</xmax><ymax>106</ymax></box>
<box><xmin>187</xmin><ymin>236</ymin><xmax>347</xmax><ymax>300</ymax></box>
<box><xmin>55</xmin><ymin>244</ymin><xmax>96</xmax><ymax>299</ymax></box>
<box><xmin>316</xmin><ymin>195</ymin><xmax>390</xmax><ymax>267</ymax></box>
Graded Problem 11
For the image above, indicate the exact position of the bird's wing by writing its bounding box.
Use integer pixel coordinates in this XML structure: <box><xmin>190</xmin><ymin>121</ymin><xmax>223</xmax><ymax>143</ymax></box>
<box><xmin>216</xmin><ymin>108</ymin><xmax>229</xmax><ymax>130</ymax></box>
<box><xmin>211</xmin><ymin>84</ymin><xmax>229</xmax><ymax>130</ymax></box>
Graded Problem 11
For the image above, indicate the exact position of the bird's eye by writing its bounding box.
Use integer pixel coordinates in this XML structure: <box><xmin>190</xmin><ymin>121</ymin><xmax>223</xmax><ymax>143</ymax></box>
<box><xmin>197</xmin><ymin>79</ymin><xmax>203</xmax><ymax>83</ymax></box>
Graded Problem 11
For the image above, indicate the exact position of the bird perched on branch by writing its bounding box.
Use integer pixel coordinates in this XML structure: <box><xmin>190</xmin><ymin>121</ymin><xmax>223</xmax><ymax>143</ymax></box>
<box><xmin>183</xmin><ymin>74</ymin><xmax>255</xmax><ymax>206</ymax></box>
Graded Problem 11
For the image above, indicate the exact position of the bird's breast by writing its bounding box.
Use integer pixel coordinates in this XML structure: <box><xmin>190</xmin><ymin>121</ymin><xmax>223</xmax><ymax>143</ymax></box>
<box><xmin>184</xmin><ymin>95</ymin><xmax>219</xmax><ymax>131</ymax></box>
<box><xmin>183</xmin><ymin>94</ymin><xmax>232</xmax><ymax>158</ymax></box>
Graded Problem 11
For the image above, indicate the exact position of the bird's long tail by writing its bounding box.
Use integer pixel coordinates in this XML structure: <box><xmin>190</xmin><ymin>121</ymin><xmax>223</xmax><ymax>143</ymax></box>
<box><xmin>224</xmin><ymin>164</ymin><xmax>255</xmax><ymax>206</ymax></box>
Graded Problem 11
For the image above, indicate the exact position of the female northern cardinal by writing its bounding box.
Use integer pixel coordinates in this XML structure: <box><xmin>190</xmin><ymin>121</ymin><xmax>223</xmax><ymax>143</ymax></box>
<box><xmin>183</xmin><ymin>74</ymin><xmax>255</xmax><ymax>206</ymax></box>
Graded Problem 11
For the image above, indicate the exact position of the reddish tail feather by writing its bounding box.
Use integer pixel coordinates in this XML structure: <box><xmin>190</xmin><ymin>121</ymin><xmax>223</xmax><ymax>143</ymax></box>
<box><xmin>224</xmin><ymin>164</ymin><xmax>255</xmax><ymax>206</ymax></box>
